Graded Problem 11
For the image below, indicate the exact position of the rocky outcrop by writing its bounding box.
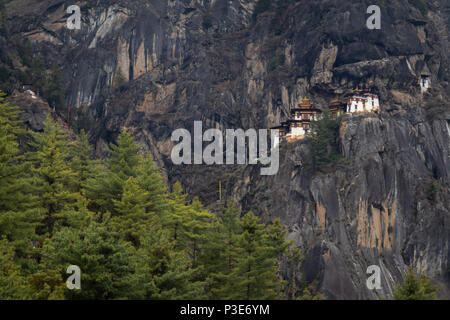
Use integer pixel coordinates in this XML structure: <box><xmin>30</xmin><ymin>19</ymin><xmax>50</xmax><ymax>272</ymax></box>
<box><xmin>234</xmin><ymin>109</ymin><xmax>450</xmax><ymax>299</ymax></box>
<box><xmin>3</xmin><ymin>0</ymin><xmax>450</xmax><ymax>299</ymax></box>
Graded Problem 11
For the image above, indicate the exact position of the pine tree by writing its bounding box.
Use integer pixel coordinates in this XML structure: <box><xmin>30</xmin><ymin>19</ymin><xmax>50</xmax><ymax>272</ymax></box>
<box><xmin>135</xmin><ymin>228</ymin><xmax>205</xmax><ymax>299</ymax></box>
<box><xmin>286</xmin><ymin>246</ymin><xmax>304</xmax><ymax>299</ymax></box>
<box><xmin>262</xmin><ymin>218</ymin><xmax>291</xmax><ymax>298</ymax></box>
<box><xmin>107</xmin><ymin>131</ymin><xmax>141</xmax><ymax>179</ymax></box>
<box><xmin>234</xmin><ymin>211</ymin><xmax>266</xmax><ymax>299</ymax></box>
<box><xmin>86</xmin><ymin>131</ymin><xmax>141</xmax><ymax>214</ymax></box>
<box><xmin>225</xmin><ymin>212</ymin><xmax>289</xmax><ymax>299</ymax></box>
<box><xmin>59</xmin><ymin>196</ymin><xmax>93</xmax><ymax>230</ymax></box>
<box><xmin>149</xmin><ymin>248</ymin><xmax>205</xmax><ymax>299</ymax></box>
<box><xmin>31</xmin><ymin>115</ymin><xmax>79</xmax><ymax>236</ymax></box>
<box><xmin>0</xmin><ymin>93</ymin><xmax>40</xmax><ymax>259</ymax></box>
<box><xmin>28</xmin><ymin>269</ymin><xmax>66</xmax><ymax>300</ymax></box>
<box><xmin>133</xmin><ymin>226</ymin><xmax>170</xmax><ymax>299</ymax></box>
<box><xmin>298</xmin><ymin>287</ymin><xmax>324</xmax><ymax>300</ymax></box>
<box><xmin>184</xmin><ymin>197</ymin><xmax>214</xmax><ymax>267</ymax></box>
<box><xmin>165</xmin><ymin>182</ymin><xmax>214</xmax><ymax>263</ymax></box>
<box><xmin>135</xmin><ymin>154</ymin><xmax>168</xmax><ymax>216</ymax></box>
<box><xmin>40</xmin><ymin>215</ymin><xmax>142</xmax><ymax>299</ymax></box>
<box><xmin>0</xmin><ymin>238</ymin><xmax>31</xmax><ymax>299</ymax></box>
<box><xmin>201</xmin><ymin>200</ymin><xmax>241</xmax><ymax>299</ymax></box>
<box><xmin>393</xmin><ymin>267</ymin><xmax>438</xmax><ymax>300</ymax></box>
<box><xmin>219</xmin><ymin>201</ymin><xmax>241</xmax><ymax>270</ymax></box>
<box><xmin>0</xmin><ymin>108</ymin><xmax>298</xmax><ymax>301</ymax></box>
<box><xmin>69</xmin><ymin>129</ymin><xmax>96</xmax><ymax>193</ymax></box>
<box><xmin>307</xmin><ymin>108</ymin><xmax>341</xmax><ymax>173</ymax></box>
<box><xmin>112</xmin><ymin>176</ymin><xmax>154</xmax><ymax>245</ymax></box>
<box><xmin>165</xmin><ymin>181</ymin><xmax>190</xmax><ymax>244</ymax></box>
<box><xmin>86</xmin><ymin>165</ymin><xmax>123</xmax><ymax>214</ymax></box>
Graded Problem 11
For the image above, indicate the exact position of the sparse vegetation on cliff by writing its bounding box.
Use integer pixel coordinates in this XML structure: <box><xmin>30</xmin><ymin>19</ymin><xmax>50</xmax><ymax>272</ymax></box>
<box><xmin>305</xmin><ymin>108</ymin><xmax>343</xmax><ymax>173</ymax></box>
<box><xmin>393</xmin><ymin>268</ymin><xmax>438</xmax><ymax>300</ymax></box>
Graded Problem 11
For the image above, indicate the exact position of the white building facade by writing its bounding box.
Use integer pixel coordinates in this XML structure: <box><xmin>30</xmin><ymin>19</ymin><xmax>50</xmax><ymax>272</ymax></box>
<box><xmin>346</xmin><ymin>93</ymin><xmax>380</xmax><ymax>113</ymax></box>
<box><xmin>419</xmin><ymin>76</ymin><xmax>431</xmax><ymax>93</ymax></box>
<box><xmin>287</xmin><ymin>124</ymin><xmax>307</xmax><ymax>138</ymax></box>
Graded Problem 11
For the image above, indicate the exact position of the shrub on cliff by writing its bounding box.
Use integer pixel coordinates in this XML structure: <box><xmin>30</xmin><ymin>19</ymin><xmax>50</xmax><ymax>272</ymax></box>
<box><xmin>306</xmin><ymin>108</ymin><xmax>342</xmax><ymax>173</ymax></box>
<box><xmin>393</xmin><ymin>268</ymin><xmax>438</xmax><ymax>300</ymax></box>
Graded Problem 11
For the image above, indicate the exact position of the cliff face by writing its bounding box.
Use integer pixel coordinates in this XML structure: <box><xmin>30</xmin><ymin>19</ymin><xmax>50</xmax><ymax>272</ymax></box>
<box><xmin>234</xmin><ymin>110</ymin><xmax>450</xmax><ymax>299</ymax></box>
<box><xmin>3</xmin><ymin>0</ymin><xmax>450</xmax><ymax>299</ymax></box>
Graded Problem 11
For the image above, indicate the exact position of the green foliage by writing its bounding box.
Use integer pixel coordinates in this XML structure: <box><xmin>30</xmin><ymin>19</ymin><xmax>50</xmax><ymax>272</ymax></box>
<box><xmin>108</xmin><ymin>131</ymin><xmax>141</xmax><ymax>177</ymax></box>
<box><xmin>135</xmin><ymin>154</ymin><xmax>168</xmax><ymax>216</ymax></box>
<box><xmin>183</xmin><ymin>197</ymin><xmax>215</xmax><ymax>267</ymax></box>
<box><xmin>0</xmin><ymin>238</ymin><xmax>31</xmax><ymax>299</ymax></box>
<box><xmin>0</xmin><ymin>94</ymin><xmax>40</xmax><ymax>259</ymax></box>
<box><xmin>40</xmin><ymin>215</ymin><xmax>141</xmax><ymax>299</ymax></box>
<box><xmin>209</xmin><ymin>207</ymin><xmax>290</xmax><ymax>300</ymax></box>
<box><xmin>425</xmin><ymin>180</ymin><xmax>437</xmax><ymax>202</ymax></box>
<box><xmin>298</xmin><ymin>287</ymin><xmax>324</xmax><ymax>300</ymax></box>
<box><xmin>306</xmin><ymin>108</ymin><xmax>342</xmax><ymax>173</ymax></box>
<box><xmin>393</xmin><ymin>267</ymin><xmax>438</xmax><ymax>300</ymax></box>
<box><xmin>32</xmin><ymin>115</ymin><xmax>79</xmax><ymax>236</ymax></box>
<box><xmin>86</xmin><ymin>131</ymin><xmax>141</xmax><ymax>214</ymax></box>
<box><xmin>0</xmin><ymin>100</ymin><xmax>293</xmax><ymax>299</ymax></box>
<box><xmin>200</xmin><ymin>200</ymin><xmax>241</xmax><ymax>299</ymax></box>
<box><xmin>136</xmin><ymin>229</ymin><xmax>205</xmax><ymax>299</ymax></box>
<box><xmin>69</xmin><ymin>129</ymin><xmax>96</xmax><ymax>193</ymax></box>
<box><xmin>111</xmin><ymin>176</ymin><xmax>154</xmax><ymax>244</ymax></box>
<box><xmin>286</xmin><ymin>246</ymin><xmax>304</xmax><ymax>299</ymax></box>
<box><xmin>229</xmin><ymin>212</ymin><xmax>289</xmax><ymax>299</ymax></box>
<box><xmin>28</xmin><ymin>269</ymin><xmax>65</xmax><ymax>300</ymax></box>
<box><xmin>408</xmin><ymin>0</ymin><xmax>428</xmax><ymax>16</ymax></box>
<box><xmin>165</xmin><ymin>182</ymin><xmax>215</xmax><ymax>266</ymax></box>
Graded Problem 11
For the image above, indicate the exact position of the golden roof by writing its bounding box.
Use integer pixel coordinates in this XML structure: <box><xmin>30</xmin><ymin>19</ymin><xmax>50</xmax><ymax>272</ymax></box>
<box><xmin>299</xmin><ymin>97</ymin><xmax>313</xmax><ymax>109</ymax></box>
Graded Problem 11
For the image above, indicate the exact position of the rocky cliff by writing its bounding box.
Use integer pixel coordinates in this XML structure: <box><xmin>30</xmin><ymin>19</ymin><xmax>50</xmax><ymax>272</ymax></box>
<box><xmin>2</xmin><ymin>0</ymin><xmax>449</xmax><ymax>299</ymax></box>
